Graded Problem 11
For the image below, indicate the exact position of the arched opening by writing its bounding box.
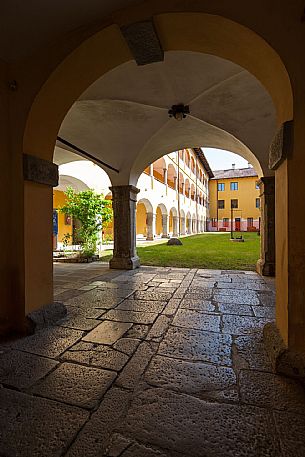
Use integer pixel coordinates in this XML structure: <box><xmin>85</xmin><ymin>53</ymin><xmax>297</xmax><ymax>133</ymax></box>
<box><xmin>153</xmin><ymin>158</ymin><xmax>166</xmax><ymax>183</ymax></box>
<box><xmin>136</xmin><ymin>202</ymin><xmax>147</xmax><ymax>238</ymax></box>
<box><xmin>167</xmin><ymin>164</ymin><xmax>177</xmax><ymax>190</ymax></box>
<box><xmin>20</xmin><ymin>10</ymin><xmax>295</xmax><ymax>356</ymax></box>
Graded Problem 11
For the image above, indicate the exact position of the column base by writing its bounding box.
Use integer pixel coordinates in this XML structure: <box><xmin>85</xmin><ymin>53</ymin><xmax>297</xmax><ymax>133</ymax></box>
<box><xmin>110</xmin><ymin>256</ymin><xmax>140</xmax><ymax>270</ymax></box>
<box><xmin>146</xmin><ymin>236</ymin><xmax>154</xmax><ymax>241</ymax></box>
<box><xmin>263</xmin><ymin>322</ymin><xmax>305</xmax><ymax>384</ymax></box>
<box><xmin>161</xmin><ymin>234</ymin><xmax>169</xmax><ymax>239</ymax></box>
<box><xmin>256</xmin><ymin>258</ymin><xmax>275</xmax><ymax>277</ymax></box>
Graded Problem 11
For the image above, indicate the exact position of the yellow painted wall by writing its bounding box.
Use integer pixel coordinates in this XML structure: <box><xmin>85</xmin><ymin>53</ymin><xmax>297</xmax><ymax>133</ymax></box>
<box><xmin>136</xmin><ymin>203</ymin><xmax>147</xmax><ymax>235</ymax></box>
<box><xmin>209</xmin><ymin>176</ymin><xmax>260</xmax><ymax>226</ymax></box>
<box><xmin>53</xmin><ymin>190</ymin><xmax>73</xmax><ymax>244</ymax></box>
<box><xmin>156</xmin><ymin>207</ymin><xmax>163</xmax><ymax>235</ymax></box>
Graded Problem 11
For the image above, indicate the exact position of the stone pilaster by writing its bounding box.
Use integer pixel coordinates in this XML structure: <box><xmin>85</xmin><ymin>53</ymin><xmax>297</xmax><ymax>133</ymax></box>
<box><xmin>256</xmin><ymin>176</ymin><xmax>275</xmax><ymax>276</ymax></box>
<box><xmin>180</xmin><ymin>217</ymin><xmax>186</xmax><ymax>235</ymax></box>
<box><xmin>173</xmin><ymin>216</ymin><xmax>179</xmax><ymax>237</ymax></box>
<box><xmin>161</xmin><ymin>214</ymin><xmax>168</xmax><ymax>238</ymax></box>
<box><xmin>146</xmin><ymin>212</ymin><xmax>156</xmax><ymax>241</ymax></box>
<box><xmin>109</xmin><ymin>185</ymin><xmax>140</xmax><ymax>270</ymax></box>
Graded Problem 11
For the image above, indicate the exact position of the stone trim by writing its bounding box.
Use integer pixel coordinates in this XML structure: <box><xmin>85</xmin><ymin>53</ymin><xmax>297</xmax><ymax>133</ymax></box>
<box><xmin>23</xmin><ymin>154</ymin><xmax>59</xmax><ymax>187</ymax></box>
<box><xmin>269</xmin><ymin>120</ymin><xmax>293</xmax><ymax>170</ymax></box>
<box><xmin>121</xmin><ymin>20</ymin><xmax>164</xmax><ymax>65</ymax></box>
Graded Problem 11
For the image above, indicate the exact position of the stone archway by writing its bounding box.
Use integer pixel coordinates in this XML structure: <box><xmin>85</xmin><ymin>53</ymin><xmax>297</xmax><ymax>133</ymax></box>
<box><xmin>11</xmin><ymin>9</ymin><xmax>298</xmax><ymax>359</ymax></box>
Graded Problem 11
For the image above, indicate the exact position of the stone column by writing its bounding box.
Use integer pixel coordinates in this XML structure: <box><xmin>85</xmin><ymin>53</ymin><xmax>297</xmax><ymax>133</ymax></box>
<box><xmin>149</xmin><ymin>164</ymin><xmax>154</xmax><ymax>189</ymax></box>
<box><xmin>161</xmin><ymin>214</ymin><xmax>168</xmax><ymax>238</ymax></box>
<box><xmin>163</xmin><ymin>168</ymin><xmax>168</xmax><ymax>185</ymax></box>
<box><xmin>146</xmin><ymin>212</ymin><xmax>156</xmax><ymax>241</ymax></box>
<box><xmin>181</xmin><ymin>217</ymin><xmax>186</xmax><ymax>235</ymax></box>
<box><xmin>173</xmin><ymin>216</ymin><xmax>179</xmax><ymax>237</ymax></box>
<box><xmin>174</xmin><ymin>176</ymin><xmax>178</xmax><ymax>191</ymax></box>
<box><xmin>256</xmin><ymin>177</ymin><xmax>275</xmax><ymax>276</ymax></box>
<box><xmin>109</xmin><ymin>185</ymin><xmax>140</xmax><ymax>270</ymax></box>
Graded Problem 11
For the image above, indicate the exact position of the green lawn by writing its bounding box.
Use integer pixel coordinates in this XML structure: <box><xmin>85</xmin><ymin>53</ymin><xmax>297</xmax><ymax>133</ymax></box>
<box><xmin>101</xmin><ymin>232</ymin><xmax>260</xmax><ymax>270</ymax></box>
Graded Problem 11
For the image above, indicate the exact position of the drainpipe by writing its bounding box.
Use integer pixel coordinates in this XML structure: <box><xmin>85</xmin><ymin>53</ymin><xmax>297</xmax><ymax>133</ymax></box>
<box><xmin>195</xmin><ymin>154</ymin><xmax>198</xmax><ymax>233</ymax></box>
<box><xmin>216</xmin><ymin>179</ymin><xmax>219</xmax><ymax>231</ymax></box>
<box><xmin>177</xmin><ymin>151</ymin><xmax>181</xmax><ymax>236</ymax></box>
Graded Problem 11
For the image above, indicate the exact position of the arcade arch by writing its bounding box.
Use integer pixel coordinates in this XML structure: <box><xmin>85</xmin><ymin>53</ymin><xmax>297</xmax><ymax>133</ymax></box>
<box><xmin>6</xmin><ymin>8</ymin><xmax>301</xmax><ymax>363</ymax></box>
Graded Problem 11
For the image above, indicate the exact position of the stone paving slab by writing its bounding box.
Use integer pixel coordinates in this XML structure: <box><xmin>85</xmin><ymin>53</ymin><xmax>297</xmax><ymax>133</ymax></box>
<box><xmin>252</xmin><ymin>305</ymin><xmax>275</xmax><ymax>318</ymax></box>
<box><xmin>2</xmin><ymin>264</ymin><xmax>304</xmax><ymax>456</ymax></box>
<box><xmin>61</xmin><ymin>341</ymin><xmax>130</xmax><ymax>371</ymax></box>
<box><xmin>239</xmin><ymin>370</ymin><xmax>305</xmax><ymax>415</ymax></box>
<box><xmin>234</xmin><ymin>334</ymin><xmax>273</xmax><ymax>371</ymax></box>
<box><xmin>273</xmin><ymin>410</ymin><xmax>305</xmax><ymax>457</ymax></box>
<box><xmin>120</xmin><ymin>388</ymin><xmax>281</xmax><ymax>457</ymax></box>
<box><xmin>133</xmin><ymin>290</ymin><xmax>173</xmax><ymax>301</ymax></box>
<box><xmin>113</xmin><ymin>338</ymin><xmax>141</xmax><ymax>356</ymax></box>
<box><xmin>125</xmin><ymin>324</ymin><xmax>151</xmax><ymax>339</ymax></box>
<box><xmin>83</xmin><ymin>321</ymin><xmax>132</xmax><ymax>345</ymax></box>
<box><xmin>116</xmin><ymin>341</ymin><xmax>157</xmax><ymax>389</ymax></box>
<box><xmin>66</xmin><ymin>387</ymin><xmax>132</xmax><ymax>457</ymax></box>
<box><xmin>218</xmin><ymin>303</ymin><xmax>254</xmax><ymax>316</ymax></box>
<box><xmin>222</xmin><ymin>315</ymin><xmax>269</xmax><ymax>335</ymax></box>
<box><xmin>103</xmin><ymin>309</ymin><xmax>158</xmax><ymax>325</ymax></box>
<box><xmin>214</xmin><ymin>289</ymin><xmax>260</xmax><ymax>305</ymax></box>
<box><xmin>31</xmin><ymin>362</ymin><xmax>116</xmax><ymax>409</ymax></box>
<box><xmin>116</xmin><ymin>299</ymin><xmax>167</xmax><ymax>313</ymax></box>
<box><xmin>172</xmin><ymin>309</ymin><xmax>221</xmax><ymax>332</ymax></box>
<box><xmin>0</xmin><ymin>387</ymin><xmax>88</xmax><ymax>457</ymax></box>
<box><xmin>10</xmin><ymin>326</ymin><xmax>83</xmax><ymax>358</ymax></box>
<box><xmin>179</xmin><ymin>298</ymin><xmax>215</xmax><ymax>312</ymax></box>
<box><xmin>0</xmin><ymin>349</ymin><xmax>58</xmax><ymax>389</ymax></box>
<box><xmin>145</xmin><ymin>355</ymin><xmax>236</xmax><ymax>395</ymax></box>
<box><xmin>65</xmin><ymin>289</ymin><xmax>132</xmax><ymax>309</ymax></box>
<box><xmin>158</xmin><ymin>326</ymin><xmax>232</xmax><ymax>366</ymax></box>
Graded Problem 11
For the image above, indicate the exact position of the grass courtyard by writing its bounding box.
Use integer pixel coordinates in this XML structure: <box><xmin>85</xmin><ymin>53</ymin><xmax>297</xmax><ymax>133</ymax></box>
<box><xmin>101</xmin><ymin>232</ymin><xmax>260</xmax><ymax>270</ymax></box>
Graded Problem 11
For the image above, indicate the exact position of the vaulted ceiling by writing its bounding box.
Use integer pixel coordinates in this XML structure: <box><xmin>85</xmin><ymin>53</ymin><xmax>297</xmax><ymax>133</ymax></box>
<box><xmin>58</xmin><ymin>51</ymin><xmax>276</xmax><ymax>184</ymax></box>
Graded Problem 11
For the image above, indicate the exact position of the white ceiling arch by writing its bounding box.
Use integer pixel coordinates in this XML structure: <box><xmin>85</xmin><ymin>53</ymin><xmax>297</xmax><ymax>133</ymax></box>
<box><xmin>58</xmin><ymin>50</ymin><xmax>277</xmax><ymax>185</ymax></box>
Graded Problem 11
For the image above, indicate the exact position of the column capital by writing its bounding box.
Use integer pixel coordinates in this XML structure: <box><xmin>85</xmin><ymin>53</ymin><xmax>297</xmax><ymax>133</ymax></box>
<box><xmin>257</xmin><ymin>176</ymin><xmax>275</xmax><ymax>196</ymax></box>
<box><xmin>109</xmin><ymin>185</ymin><xmax>140</xmax><ymax>201</ymax></box>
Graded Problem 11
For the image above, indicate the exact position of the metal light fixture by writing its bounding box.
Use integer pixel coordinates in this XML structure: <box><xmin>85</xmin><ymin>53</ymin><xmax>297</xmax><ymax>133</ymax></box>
<box><xmin>168</xmin><ymin>104</ymin><xmax>190</xmax><ymax>121</ymax></box>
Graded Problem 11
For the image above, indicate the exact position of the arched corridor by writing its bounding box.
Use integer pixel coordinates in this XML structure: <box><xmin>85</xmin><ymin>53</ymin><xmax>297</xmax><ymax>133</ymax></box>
<box><xmin>1</xmin><ymin>2</ymin><xmax>305</xmax><ymax>455</ymax></box>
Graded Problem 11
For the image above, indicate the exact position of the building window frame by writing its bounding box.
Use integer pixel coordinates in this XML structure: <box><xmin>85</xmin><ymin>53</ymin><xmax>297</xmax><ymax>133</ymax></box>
<box><xmin>256</xmin><ymin>198</ymin><xmax>260</xmax><ymax>208</ymax></box>
<box><xmin>231</xmin><ymin>199</ymin><xmax>238</xmax><ymax>209</ymax></box>
<box><xmin>218</xmin><ymin>200</ymin><xmax>225</xmax><ymax>209</ymax></box>
<box><xmin>230</xmin><ymin>182</ymin><xmax>238</xmax><ymax>191</ymax></box>
<box><xmin>218</xmin><ymin>183</ymin><xmax>225</xmax><ymax>191</ymax></box>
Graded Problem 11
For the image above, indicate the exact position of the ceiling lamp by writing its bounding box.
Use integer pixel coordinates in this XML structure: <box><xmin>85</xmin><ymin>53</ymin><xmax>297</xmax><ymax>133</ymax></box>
<box><xmin>168</xmin><ymin>104</ymin><xmax>190</xmax><ymax>121</ymax></box>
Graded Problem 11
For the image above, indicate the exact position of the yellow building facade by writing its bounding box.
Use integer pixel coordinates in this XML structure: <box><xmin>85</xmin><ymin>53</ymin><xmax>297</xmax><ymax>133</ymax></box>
<box><xmin>209</xmin><ymin>167</ymin><xmax>260</xmax><ymax>232</ymax></box>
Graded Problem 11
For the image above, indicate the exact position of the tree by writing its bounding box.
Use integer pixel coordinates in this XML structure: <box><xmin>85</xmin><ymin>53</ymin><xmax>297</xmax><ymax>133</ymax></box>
<box><xmin>60</xmin><ymin>187</ymin><xmax>113</xmax><ymax>257</ymax></box>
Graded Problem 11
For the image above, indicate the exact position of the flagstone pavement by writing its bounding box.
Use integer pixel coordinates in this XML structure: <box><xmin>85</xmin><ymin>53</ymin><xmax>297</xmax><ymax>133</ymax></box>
<box><xmin>0</xmin><ymin>262</ymin><xmax>305</xmax><ymax>457</ymax></box>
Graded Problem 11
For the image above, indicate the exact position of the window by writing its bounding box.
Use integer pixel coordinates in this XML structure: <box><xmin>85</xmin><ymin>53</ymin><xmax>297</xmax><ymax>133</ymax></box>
<box><xmin>247</xmin><ymin>217</ymin><xmax>254</xmax><ymax>228</ymax></box>
<box><xmin>218</xmin><ymin>200</ymin><xmax>225</xmax><ymax>209</ymax></box>
<box><xmin>231</xmin><ymin>199</ymin><xmax>238</xmax><ymax>209</ymax></box>
<box><xmin>64</xmin><ymin>214</ymin><xmax>72</xmax><ymax>225</ymax></box>
<box><xmin>212</xmin><ymin>218</ymin><xmax>217</xmax><ymax>227</ymax></box>
<box><xmin>230</xmin><ymin>182</ymin><xmax>238</xmax><ymax>190</ymax></box>
<box><xmin>255</xmin><ymin>182</ymin><xmax>260</xmax><ymax>189</ymax></box>
<box><xmin>256</xmin><ymin>198</ymin><xmax>260</xmax><ymax>208</ymax></box>
<box><xmin>218</xmin><ymin>183</ymin><xmax>225</xmax><ymax>191</ymax></box>
<box><xmin>223</xmin><ymin>218</ymin><xmax>229</xmax><ymax>227</ymax></box>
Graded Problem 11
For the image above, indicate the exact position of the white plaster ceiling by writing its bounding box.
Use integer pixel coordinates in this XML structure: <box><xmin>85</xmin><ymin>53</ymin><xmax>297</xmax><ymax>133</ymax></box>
<box><xmin>56</xmin><ymin>175</ymin><xmax>89</xmax><ymax>192</ymax></box>
<box><xmin>58</xmin><ymin>51</ymin><xmax>277</xmax><ymax>184</ymax></box>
